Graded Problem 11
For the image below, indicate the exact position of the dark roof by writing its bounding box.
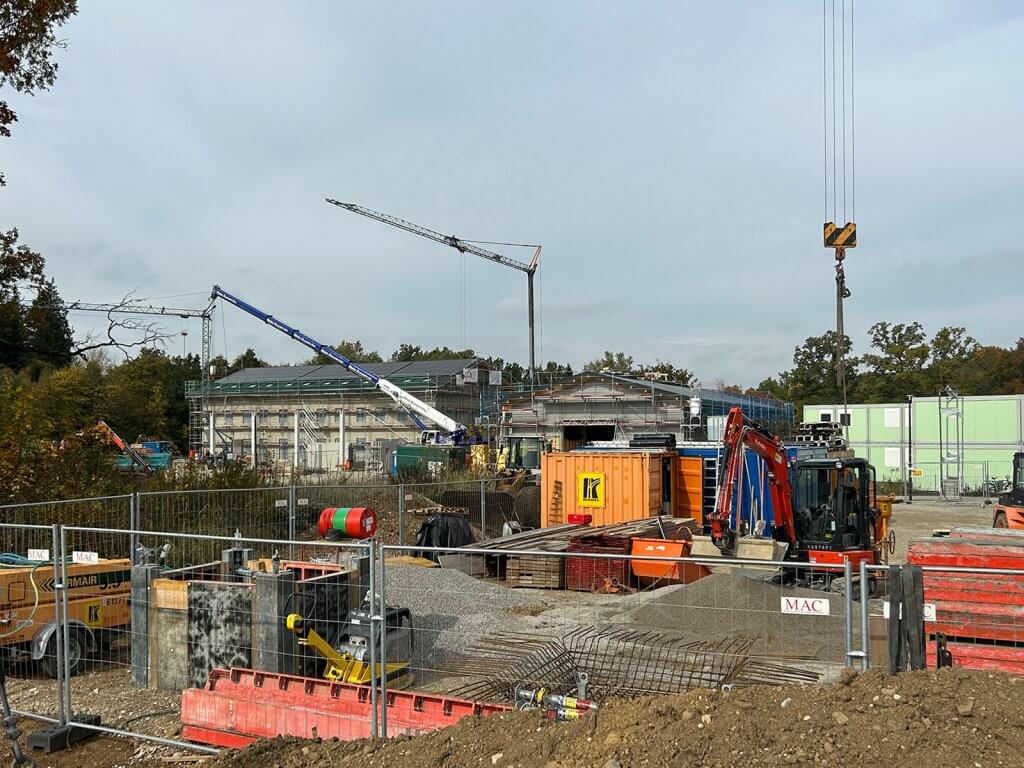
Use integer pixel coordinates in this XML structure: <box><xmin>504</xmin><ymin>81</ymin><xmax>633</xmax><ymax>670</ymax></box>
<box><xmin>215</xmin><ymin>358</ymin><xmax>481</xmax><ymax>385</ymax></box>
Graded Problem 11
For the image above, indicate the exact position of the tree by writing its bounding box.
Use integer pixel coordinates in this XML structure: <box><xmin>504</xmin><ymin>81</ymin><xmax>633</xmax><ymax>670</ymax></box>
<box><xmin>24</xmin><ymin>277</ymin><xmax>72</xmax><ymax>370</ymax></box>
<box><xmin>0</xmin><ymin>228</ymin><xmax>44</xmax><ymax>369</ymax></box>
<box><xmin>637</xmin><ymin>361</ymin><xmax>694</xmax><ymax>386</ymax></box>
<box><xmin>390</xmin><ymin>344</ymin><xmax>476</xmax><ymax>362</ymax></box>
<box><xmin>308</xmin><ymin>340</ymin><xmax>382</xmax><ymax>365</ymax></box>
<box><xmin>584</xmin><ymin>351</ymin><xmax>634</xmax><ymax>374</ymax></box>
<box><xmin>777</xmin><ymin>331</ymin><xmax>858</xmax><ymax>407</ymax></box>
<box><xmin>926</xmin><ymin>326</ymin><xmax>979</xmax><ymax>392</ymax></box>
<box><xmin>0</xmin><ymin>0</ymin><xmax>78</xmax><ymax>185</ymax></box>
<box><xmin>855</xmin><ymin>321</ymin><xmax>930</xmax><ymax>402</ymax></box>
<box><xmin>229</xmin><ymin>348</ymin><xmax>268</xmax><ymax>373</ymax></box>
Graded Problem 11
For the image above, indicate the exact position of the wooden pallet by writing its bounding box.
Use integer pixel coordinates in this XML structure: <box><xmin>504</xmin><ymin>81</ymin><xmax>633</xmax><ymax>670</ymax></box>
<box><xmin>505</xmin><ymin>554</ymin><xmax>565</xmax><ymax>589</ymax></box>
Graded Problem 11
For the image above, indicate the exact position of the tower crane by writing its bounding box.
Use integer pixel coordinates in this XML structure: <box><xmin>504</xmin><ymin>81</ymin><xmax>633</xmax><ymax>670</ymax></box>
<box><xmin>325</xmin><ymin>199</ymin><xmax>541</xmax><ymax>385</ymax></box>
<box><xmin>210</xmin><ymin>285</ymin><xmax>470</xmax><ymax>445</ymax></box>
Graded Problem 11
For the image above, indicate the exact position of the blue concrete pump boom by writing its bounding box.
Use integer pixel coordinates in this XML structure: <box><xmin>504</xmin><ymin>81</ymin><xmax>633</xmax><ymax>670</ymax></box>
<box><xmin>210</xmin><ymin>285</ymin><xmax>469</xmax><ymax>444</ymax></box>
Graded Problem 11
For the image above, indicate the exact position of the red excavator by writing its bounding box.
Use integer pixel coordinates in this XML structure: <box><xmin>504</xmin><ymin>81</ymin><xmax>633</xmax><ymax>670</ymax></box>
<box><xmin>707</xmin><ymin>407</ymin><xmax>891</xmax><ymax>594</ymax></box>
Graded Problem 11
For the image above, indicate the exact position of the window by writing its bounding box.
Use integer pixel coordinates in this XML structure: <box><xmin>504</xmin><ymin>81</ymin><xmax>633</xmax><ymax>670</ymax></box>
<box><xmin>356</xmin><ymin>410</ymin><xmax>367</xmax><ymax>423</ymax></box>
<box><xmin>278</xmin><ymin>412</ymin><xmax>288</xmax><ymax>427</ymax></box>
<box><xmin>884</xmin><ymin>447</ymin><xmax>901</xmax><ymax>469</ymax></box>
<box><xmin>883</xmin><ymin>408</ymin><xmax>901</xmax><ymax>429</ymax></box>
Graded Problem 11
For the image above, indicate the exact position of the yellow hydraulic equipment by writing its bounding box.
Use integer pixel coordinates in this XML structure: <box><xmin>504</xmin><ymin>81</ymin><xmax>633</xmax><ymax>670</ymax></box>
<box><xmin>285</xmin><ymin>611</ymin><xmax>413</xmax><ymax>688</ymax></box>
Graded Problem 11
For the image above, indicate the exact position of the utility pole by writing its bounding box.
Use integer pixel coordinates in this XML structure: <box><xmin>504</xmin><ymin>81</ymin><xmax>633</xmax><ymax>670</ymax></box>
<box><xmin>325</xmin><ymin>199</ymin><xmax>542</xmax><ymax>385</ymax></box>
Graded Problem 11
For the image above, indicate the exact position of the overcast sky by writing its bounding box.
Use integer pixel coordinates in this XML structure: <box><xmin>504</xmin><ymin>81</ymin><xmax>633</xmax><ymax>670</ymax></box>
<box><xmin>2</xmin><ymin>2</ymin><xmax>1022</xmax><ymax>386</ymax></box>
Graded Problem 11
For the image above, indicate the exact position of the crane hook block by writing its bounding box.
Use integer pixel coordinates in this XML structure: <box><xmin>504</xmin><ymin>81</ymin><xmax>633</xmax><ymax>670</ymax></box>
<box><xmin>824</xmin><ymin>221</ymin><xmax>857</xmax><ymax>248</ymax></box>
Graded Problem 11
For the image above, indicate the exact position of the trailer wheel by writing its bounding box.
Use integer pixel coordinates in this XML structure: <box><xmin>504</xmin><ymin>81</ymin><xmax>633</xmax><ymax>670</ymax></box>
<box><xmin>40</xmin><ymin>629</ymin><xmax>86</xmax><ymax>678</ymax></box>
<box><xmin>994</xmin><ymin>512</ymin><xmax>1008</xmax><ymax>529</ymax></box>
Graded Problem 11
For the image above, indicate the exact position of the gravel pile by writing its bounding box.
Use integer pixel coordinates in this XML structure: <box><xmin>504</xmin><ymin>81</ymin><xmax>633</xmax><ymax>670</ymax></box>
<box><xmin>384</xmin><ymin>565</ymin><xmax>542</xmax><ymax>673</ymax></box>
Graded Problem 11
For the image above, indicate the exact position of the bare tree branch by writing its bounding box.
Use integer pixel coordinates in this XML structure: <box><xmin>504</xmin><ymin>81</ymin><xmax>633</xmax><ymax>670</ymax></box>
<box><xmin>70</xmin><ymin>291</ymin><xmax>176</xmax><ymax>360</ymax></box>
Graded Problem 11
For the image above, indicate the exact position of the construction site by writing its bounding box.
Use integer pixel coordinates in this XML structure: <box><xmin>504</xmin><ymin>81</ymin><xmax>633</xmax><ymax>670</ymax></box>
<box><xmin>2</xmin><ymin>3</ymin><xmax>1024</xmax><ymax>768</ymax></box>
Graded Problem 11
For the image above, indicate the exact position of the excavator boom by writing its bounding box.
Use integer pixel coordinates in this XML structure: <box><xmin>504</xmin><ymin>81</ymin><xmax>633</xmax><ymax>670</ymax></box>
<box><xmin>710</xmin><ymin>407</ymin><xmax>796</xmax><ymax>547</ymax></box>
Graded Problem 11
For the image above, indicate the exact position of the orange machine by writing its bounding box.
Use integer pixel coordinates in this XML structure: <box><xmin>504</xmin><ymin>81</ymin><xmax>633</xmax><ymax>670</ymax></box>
<box><xmin>993</xmin><ymin>453</ymin><xmax>1024</xmax><ymax>529</ymax></box>
<box><xmin>0</xmin><ymin>556</ymin><xmax>132</xmax><ymax>676</ymax></box>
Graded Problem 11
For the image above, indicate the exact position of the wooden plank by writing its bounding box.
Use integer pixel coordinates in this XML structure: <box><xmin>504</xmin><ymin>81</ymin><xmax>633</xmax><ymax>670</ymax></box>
<box><xmin>152</xmin><ymin>579</ymin><xmax>188</xmax><ymax>611</ymax></box>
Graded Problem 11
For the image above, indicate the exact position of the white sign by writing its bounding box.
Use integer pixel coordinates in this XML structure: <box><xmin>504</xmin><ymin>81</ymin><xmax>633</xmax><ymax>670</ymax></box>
<box><xmin>781</xmin><ymin>596</ymin><xmax>831</xmax><ymax>616</ymax></box>
<box><xmin>462</xmin><ymin>367</ymin><xmax>478</xmax><ymax>384</ymax></box>
<box><xmin>72</xmin><ymin>551</ymin><xmax>99</xmax><ymax>565</ymax></box>
<box><xmin>28</xmin><ymin>549</ymin><xmax>49</xmax><ymax>562</ymax></box>
<box><xmin>274</xmin><ymin>499</ymin><xmax>288</xmax><ymax>508</ymax></box>
<box><xmin>297</xmin><ymin>498</ymin><xmax>309</xmax><ymax>507</ymax></box>
<box><xmin>882</xmin><ymin>602</ymin><xmax>937</xmax><ymax>622</ymax></box>
<box><xmin>488</xmin><ymin>370</ymin><xmax>503</xmax><ymax>387</ymax></box>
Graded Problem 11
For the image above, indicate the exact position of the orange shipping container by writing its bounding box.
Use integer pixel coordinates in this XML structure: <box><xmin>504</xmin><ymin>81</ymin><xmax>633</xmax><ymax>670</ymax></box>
<box><xmin>541</xmin><ymin>451</ymin><xmax>703</xmax><ymax>527</ymax></box>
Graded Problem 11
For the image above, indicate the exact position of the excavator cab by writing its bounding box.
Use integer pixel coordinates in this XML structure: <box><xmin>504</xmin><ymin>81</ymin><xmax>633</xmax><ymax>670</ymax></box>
<box><xmin>792</xmin><ymin>458</ymin><xmax>878</xmax><ymax>562</ymax></box>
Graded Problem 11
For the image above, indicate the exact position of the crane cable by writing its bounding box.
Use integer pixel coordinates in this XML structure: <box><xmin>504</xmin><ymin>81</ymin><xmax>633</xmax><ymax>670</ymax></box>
<box><xmin>824</xmin><ymin>0</ymin><xmax>855</xmax><ymax>415</ymax></box>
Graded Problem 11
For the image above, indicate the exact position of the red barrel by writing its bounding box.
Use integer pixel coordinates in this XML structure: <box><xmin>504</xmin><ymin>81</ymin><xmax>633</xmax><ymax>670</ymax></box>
<box><xmin>318</xmin><ymin>507</ymin><xmax>377</xmax><ymax>539</ymax></box>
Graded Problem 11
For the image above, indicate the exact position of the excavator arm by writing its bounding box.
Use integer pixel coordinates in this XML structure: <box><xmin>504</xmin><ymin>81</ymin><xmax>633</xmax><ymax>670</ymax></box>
<box><xmin>709</xmin><ymin>407</ymin><xmax>796</xmax><ymax>548</ymax></box>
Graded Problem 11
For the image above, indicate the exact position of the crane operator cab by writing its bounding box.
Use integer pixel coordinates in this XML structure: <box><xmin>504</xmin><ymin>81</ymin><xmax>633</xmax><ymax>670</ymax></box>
<box><xmin>791</xmin><ymin>457</ymin><xmax>884</xmax><ymax>594</ymax></box>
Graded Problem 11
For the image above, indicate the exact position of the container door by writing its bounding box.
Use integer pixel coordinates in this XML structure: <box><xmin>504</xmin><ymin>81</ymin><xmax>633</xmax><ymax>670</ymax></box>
<box><xmin>674</xmin><ymin>456</ymin><xmax>704</xmax><ymax>522</ymax></box>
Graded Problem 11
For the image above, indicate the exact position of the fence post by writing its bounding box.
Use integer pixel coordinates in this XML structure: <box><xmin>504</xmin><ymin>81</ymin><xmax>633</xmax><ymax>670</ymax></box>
<box><xmin>859</xmin><ymin>559</ymin><xmax>870</xmax><ymax>671</ymax></box>
<box><xmin>59</xmin><ymin>526</ymin><xmax>72</xmax><ymax>719</ymax></box>
<box><xmin>288</xmin><ymin>485</ymin><xmax>297</xmax><ymax>560</ymax></box>
<box><xmin>368</xmin><ymin>542</ymin><xmax>378</xmax><ymax>738</ymax></box>
<box><xmin>130</xmin><ymin>491</ymin><xmax>140</xmax><ymax>562</ymax></box>
<box><xmin>378</xmin><ymin>542</ymin><xmax>389</xmax><ymax>738</ymax></box>
<box><xmin>51</xmin><ymin>523</ymin><xmax>66</xmax><ymax>726</ymax></box>
<box><xmin>479</xmin><ymin>479</ymin><xmax>486</xmax><ymax>537</ymax></box>
<box><xmin>398</xmin><ymin>485</ymin><xmax>405</xmax><ymax>546</ymax></box>
<box><xmin>843</xmin><ymin>559</ymin><xmax>853</xmax><ymax>668</ymax></box>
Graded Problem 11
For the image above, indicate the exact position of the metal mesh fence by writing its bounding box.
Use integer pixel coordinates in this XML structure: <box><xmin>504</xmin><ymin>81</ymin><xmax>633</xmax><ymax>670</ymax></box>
<box><xmin>375</xmin><ymin>545</ymin><xmax>852</xmax><ymax>735</ymax></box>
<box><xmin>58</xmin><ymin>525</ymin><xmax>371</xmax><ymax>746</ymax></box>
<box><xmin>137</xmin><ymin>487</ymin><xmax>291</xmax><ymax>540</ymax></box>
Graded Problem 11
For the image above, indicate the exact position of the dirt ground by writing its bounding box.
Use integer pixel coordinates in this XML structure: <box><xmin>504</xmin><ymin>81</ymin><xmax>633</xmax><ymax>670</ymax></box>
<box><xmin>204</xmin><ymin>667</ymin><xmax>1024</xmax><ymax>768</ymax></box>
<box><xmin>888</xmin><ymin>497</ymin><xmax>992</xmax><ymax>562</ymax></box>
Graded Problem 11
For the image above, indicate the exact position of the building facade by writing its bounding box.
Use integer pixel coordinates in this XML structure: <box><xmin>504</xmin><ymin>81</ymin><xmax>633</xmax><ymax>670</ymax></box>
<box><xmin>805</xmin><ymin>394</ymin><xmax>1024</xmax><ymax>496</ymax></box>
<box><xmin>186</xmin><ymin>359</ymin><xmax>496</xmax><ymax>471</ymax></box>
<box><xmin>501</xmin><ymin>372</ymin><xmax>793</xmax><ymax>452</ymax></box>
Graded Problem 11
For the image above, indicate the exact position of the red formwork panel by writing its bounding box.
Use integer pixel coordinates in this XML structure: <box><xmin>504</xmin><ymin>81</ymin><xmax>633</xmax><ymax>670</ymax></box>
<box><xmin>949</xmin><ymin>527</ymin><xmax>1024</xmax><ymax>544</ymax></box>
<box><xmin>923</xmin><ymin>572</ymin><xmax>1024</xmax><ymax>606</ymax></box>
<box><xmin>566</xmin><ymin>537</ymin><xmax>633</xmax><ymax>592</ymax></box>
<box><xmin>926</xmin><ymin>639</ymin><xmax>1024</xmax><ymax>675</ymax></box>
<box><xmin>907</xmin><ymin>538</ymin><xmax>1024</xmax><ymax>570</ymax></box>
<box><xmin>181</xmin><ymin>668</ymin><xmax>509</xmax><ymax>749</ymax></box>
<box><xmin>928</xmin><ymin>600</ymin><xmax>1024</xmax><ymax>643</ymax></box>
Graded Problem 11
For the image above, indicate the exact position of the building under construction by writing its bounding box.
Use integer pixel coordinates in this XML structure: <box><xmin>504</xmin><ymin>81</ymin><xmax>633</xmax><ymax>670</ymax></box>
<box><xmin>186</xmin><ymin>359</ymin><xmax>498</xmax><ymax>471</ymax></box>
<box><xmin>500</xmin><ymin>371</ymin><xmax>793</xmax><ymax>455</ymax></box>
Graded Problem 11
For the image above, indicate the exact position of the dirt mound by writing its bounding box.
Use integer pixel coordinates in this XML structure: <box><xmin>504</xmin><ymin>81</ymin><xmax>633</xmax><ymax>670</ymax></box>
<box><xmin>206</xmin><ymin>667</ymin><xmax>1024</xmax><ymax>768</ymax></box>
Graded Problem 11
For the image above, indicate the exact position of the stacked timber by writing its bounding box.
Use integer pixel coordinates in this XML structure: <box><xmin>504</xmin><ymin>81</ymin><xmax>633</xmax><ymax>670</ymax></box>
<box><xmin>907</xmin><ymin>526</ymin><xmax>1024</xmax><ymax>674</ymax></box>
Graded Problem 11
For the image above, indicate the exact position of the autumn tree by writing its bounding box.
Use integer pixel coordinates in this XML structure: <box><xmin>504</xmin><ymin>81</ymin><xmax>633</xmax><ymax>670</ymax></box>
<box><xmin>0</xmin><ymin>0</ymin><xmax>78</xmax><ymax>185</ymax></box>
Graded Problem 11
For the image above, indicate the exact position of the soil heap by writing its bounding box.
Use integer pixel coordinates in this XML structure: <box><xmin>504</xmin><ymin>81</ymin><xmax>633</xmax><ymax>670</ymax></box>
<box><xmin>206</xmin><ymin>667</ymin><xmax>1024</xmax><ymax>768</ymax></box>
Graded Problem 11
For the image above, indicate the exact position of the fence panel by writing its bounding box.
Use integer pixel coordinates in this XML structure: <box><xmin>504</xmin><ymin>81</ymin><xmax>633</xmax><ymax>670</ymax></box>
<box><xmin>137</xmin><ymin>487</ymin><xmax>291</xmax><ymax>540</ymax></box>
<box><xmin>59</xmin><ymin>525</ymin><xmax>372</xmax><ymax>747</ymax></box>
<box><xmin>0</xmin><ymin>496</ymin><xmax>131</xmax><ymax>553</ymax></box>
<box><xmin>376</xmin><ymin>544</ymin><xmax>853</xmax><ymax>736</ymax></box>
<box><xmin>0</xmin><ymin>523</ymin><xmax>68</xmax><ymax>729</ymax></box>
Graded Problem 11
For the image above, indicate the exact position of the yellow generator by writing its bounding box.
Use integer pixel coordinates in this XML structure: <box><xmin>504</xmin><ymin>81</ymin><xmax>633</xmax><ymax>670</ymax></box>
<box><xmin>0</xmin><ymin>555</ymin><xmax>132</xmax><ymax>676</ymax></box>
